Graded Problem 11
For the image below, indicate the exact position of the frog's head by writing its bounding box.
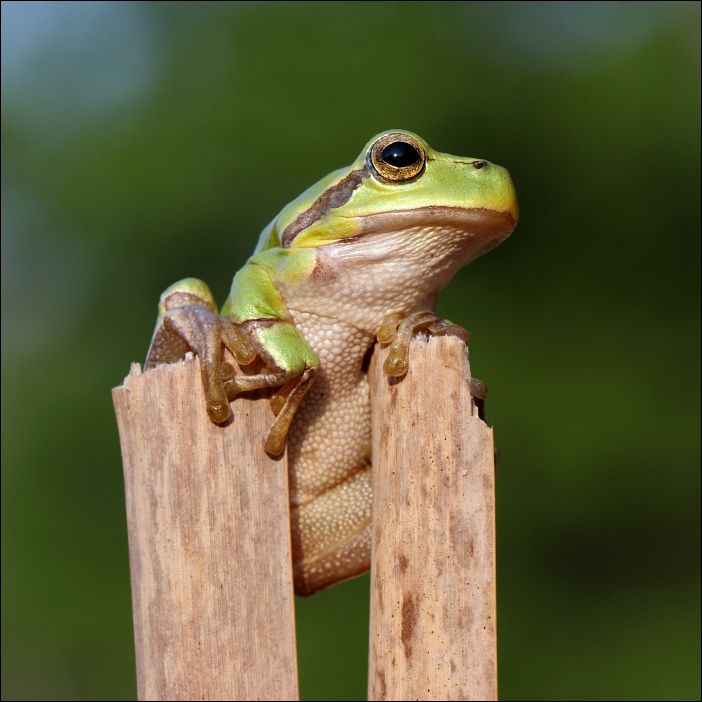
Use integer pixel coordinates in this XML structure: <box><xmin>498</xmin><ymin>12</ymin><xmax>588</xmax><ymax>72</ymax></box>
<box><xmin>258</xmin><ymin>130</ymin><xmax>518</xmax><ymax>265</ymax></box>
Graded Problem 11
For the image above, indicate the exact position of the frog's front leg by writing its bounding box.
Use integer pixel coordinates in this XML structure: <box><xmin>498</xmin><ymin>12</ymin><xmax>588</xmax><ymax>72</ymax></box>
<box><xmin>145</xmin><ymin>278</ymin><xmax>259</xmax><ymax>422</ymax></box>
<box><xmin>377</xmin><ymin>310</ymin><xmax>470</xmax><ymax>375</ymax></box>
<box><xmin>145</xmin><ymin>277</ymin><xmax>319</xmax><ymax>455</ymax></box>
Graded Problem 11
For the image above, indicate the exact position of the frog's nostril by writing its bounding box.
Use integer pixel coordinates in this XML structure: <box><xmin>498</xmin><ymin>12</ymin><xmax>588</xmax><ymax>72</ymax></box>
<box><xmin>471</xmin><ymin>160</ymin><xmax>488</xmax><ymax>170</ymax></box>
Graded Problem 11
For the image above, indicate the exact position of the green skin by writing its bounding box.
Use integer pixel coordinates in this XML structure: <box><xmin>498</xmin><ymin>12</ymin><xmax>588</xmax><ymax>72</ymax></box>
<box><xmin>145</xmin><ymin>130</ymin><xmax>518</xmax><ymax>596</ymax></box>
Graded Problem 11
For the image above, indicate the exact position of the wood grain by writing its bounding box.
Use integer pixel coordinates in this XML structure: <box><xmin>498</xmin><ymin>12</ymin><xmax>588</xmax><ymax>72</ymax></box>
<box><xmin>112</xmin><ymin>356</ymin><xmax>298</xmax><ymax>701</ymax></box>
<box><xmin>368</xmin><ymin>335</ymin><xmax>497</xmax><ymax>701</ymax></box>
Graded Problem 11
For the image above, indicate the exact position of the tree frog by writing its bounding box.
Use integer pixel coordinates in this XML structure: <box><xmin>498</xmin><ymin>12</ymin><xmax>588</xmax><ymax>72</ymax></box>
<box><xmin>145</xmin><ymin>130</ymin><xmax>518</xmax><ymax>596</ymax></box>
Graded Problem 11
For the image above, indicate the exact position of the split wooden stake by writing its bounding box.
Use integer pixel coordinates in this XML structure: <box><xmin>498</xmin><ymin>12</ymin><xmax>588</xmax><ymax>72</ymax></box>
<box><xmin>368</xmin><ymin>335</ymin><xmax>498</xmax><ymax>701</ymax></box>
<box><xmin>112</xmin><ymin>357</ymin><xmax>299</xmax><ymax>701</ymax></box>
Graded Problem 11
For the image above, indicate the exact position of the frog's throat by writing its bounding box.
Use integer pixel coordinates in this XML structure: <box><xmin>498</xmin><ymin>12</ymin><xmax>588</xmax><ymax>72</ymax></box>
<box><xmin>354</xmin><ymin>207</ymin><xmax>517</xmax><ymax>247</ymax></box>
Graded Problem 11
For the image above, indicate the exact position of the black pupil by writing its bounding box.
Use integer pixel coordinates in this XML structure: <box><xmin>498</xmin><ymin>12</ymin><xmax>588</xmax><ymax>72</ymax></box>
<box><xmin>381</xmin><ymin>141</ymin><xmax>420</xmax><ymax>168</ymax></box>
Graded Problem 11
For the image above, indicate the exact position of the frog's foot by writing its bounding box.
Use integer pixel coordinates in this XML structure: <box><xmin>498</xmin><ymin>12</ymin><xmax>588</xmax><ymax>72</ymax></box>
<box><xmin>221</xmin><ymin>358</ymin><xmax>317</xmax><ymax>456</ymax></box>
<box><xmin>291</xmin><ymin>465</ymin><xmax>372</xmax><ymax>597</ymax></box>
<box><xmin>144</xmin><ymin>279</ymin><xmax>256</xmax><ymax>423</ymax></box>
<box><xmin>377</xmin><ymin>310</ymin><xmax>469</xmax><ymax>376</ymax></box>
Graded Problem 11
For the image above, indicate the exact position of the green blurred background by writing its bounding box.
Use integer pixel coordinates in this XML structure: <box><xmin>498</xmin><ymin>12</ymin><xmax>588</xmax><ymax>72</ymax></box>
<box><xmin>2</xmin><ymin>2</ymin><xmax>699</xmax><ymax>700</ymax></box>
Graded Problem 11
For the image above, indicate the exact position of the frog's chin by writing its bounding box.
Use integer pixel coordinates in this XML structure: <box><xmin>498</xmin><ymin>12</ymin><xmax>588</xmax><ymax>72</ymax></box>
<box><xmin>353</xmin><ymin>207</ymin><xmax>517</xmax><ymax>259</ymax></box>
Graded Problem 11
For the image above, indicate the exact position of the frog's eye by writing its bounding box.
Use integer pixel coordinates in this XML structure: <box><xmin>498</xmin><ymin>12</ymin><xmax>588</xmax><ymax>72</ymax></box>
<box><xmin>369</xmin><ymin>132</ymin><xmax>426</xmax><ymax>182</ymax></box>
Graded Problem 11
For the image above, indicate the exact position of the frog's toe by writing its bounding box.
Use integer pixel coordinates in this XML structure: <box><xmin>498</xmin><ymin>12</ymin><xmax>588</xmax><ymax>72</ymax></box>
<box><xmin>376</xmin><ymin>312</ymin><xmax>404</xmax><ymax>344</ymax></box>
<box><xmin>262</xmin><ymin>364</ymin><xmax>317</xmax><ymax>455</ymax></box>
<box><xmin>166</xmin><ymin>305</ymin><xmax>232</xmax><ymax>422</ymax></box>
<box><xmin>469</xmin><ymin>377</ymin><xmax>487</xmax><ymax>400</ymax></box>
<box><xmin>427</xmin><ymin>318</ymin><xmax>470</xmax><ymax>342</ymax></box>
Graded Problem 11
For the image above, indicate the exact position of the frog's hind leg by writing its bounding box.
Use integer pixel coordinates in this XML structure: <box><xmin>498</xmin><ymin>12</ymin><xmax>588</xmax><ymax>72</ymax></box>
<box><xmin>291</xmin><ymin>464</ymin><xmax>372</xmax><ymax>597</ymax></box>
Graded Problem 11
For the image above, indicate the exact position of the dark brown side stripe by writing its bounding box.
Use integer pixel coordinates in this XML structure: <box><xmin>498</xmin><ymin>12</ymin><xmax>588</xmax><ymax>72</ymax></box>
<box><xmin>281</xmin><ymin>169</ymin><xmax>366</xmax><ymax>247</ymax></box>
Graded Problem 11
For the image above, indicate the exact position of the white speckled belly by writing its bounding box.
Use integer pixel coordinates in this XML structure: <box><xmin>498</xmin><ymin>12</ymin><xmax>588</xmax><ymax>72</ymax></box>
<box><xmin>285</xmin><ymin>310</ymin><xmax>375</xmax><ymax>594</ymax></box>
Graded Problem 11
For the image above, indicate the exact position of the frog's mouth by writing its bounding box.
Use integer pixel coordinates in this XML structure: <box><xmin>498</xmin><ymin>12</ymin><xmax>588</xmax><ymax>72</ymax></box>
<box><xmin>352</xmin><ymin>206</ymin><xmax>517</xmax><ymax>259</ymax></box>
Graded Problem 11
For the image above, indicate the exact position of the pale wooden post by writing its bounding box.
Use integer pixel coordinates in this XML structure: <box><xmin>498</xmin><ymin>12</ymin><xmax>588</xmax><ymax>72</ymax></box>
<box><xmin>368</xmin><ymin>336</ymin><xmax>497</xmax><ymax>701</ymax></box>
<box><xmin>112</xmin><ymin>356</ymin><xmax>299</xmax><ymax>701</ymax></box>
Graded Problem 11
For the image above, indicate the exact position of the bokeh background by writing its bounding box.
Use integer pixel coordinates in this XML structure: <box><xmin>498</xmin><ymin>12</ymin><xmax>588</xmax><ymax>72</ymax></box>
<box><xmin>2</xmin><ymin>2</ymin><xmax>700</xmax><ymax>700</ymax></box>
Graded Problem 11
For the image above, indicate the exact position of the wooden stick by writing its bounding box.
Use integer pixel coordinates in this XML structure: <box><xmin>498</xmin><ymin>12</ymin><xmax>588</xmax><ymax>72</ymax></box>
<box><xmin>367</xmin><ymin>335</ymin><xmax>497</xmax><ymax>701</ymax></box>
<box><xmin>112</xmin><ymin>357</ymin><xmax>299</xmax><ymax>701</ymax></box>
